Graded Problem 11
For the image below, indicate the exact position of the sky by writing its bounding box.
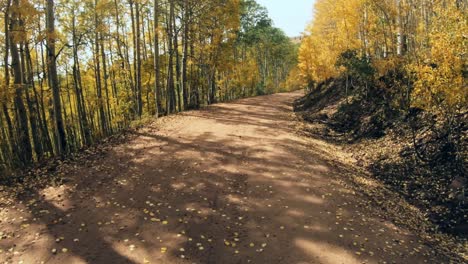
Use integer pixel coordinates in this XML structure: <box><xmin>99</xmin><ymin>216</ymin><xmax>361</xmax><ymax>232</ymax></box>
<box><xmin>256</xmin><ymin>0</ymin><xmax>315</xmax><ymax>37</ymax></box>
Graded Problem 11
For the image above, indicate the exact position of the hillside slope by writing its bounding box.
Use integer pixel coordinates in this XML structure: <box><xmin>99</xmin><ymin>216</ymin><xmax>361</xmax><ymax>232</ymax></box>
<box><xmin>294</xmin><ymin>80</ymin><xmax>467</xmax><ymax>260</ymax></box>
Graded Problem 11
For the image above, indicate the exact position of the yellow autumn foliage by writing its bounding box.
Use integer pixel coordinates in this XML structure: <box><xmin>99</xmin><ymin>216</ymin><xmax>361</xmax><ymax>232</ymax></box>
<box><xmin>297</xmin><ymin>0</ymin><xmax>467</xmax><ymax>111</ymax></box>
<box><xmin>409</xmin><ymin>1</ymin><xmax>467</xmax><ymax>111</ymax></box>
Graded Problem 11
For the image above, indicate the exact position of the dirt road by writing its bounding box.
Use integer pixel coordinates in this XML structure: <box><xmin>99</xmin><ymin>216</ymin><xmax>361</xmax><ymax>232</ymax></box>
<box><xmin>0</xmin><ymin>91</ymin><xmax>446</xmax><ymax>263</ymax></box>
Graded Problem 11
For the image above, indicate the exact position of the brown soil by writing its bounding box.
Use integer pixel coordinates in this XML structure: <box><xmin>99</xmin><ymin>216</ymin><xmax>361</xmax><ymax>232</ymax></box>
<box><xmin>0</xmin><ymin>91</ymin><xmax>453</xmax><ymax>263</ymax></box>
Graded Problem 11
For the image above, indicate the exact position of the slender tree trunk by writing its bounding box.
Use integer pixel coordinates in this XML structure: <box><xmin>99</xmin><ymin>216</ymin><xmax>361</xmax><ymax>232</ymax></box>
<box><xmin>47</xmin><ymin>0</ymin><xmax>67</xmax><ymax>155</ymax></box>
<box><xmin>396</xmin><ymin>0</ymin><xmax>403</xmax><ymax>56</ymax></box>
<box><xmin>166</xmin><ymin>0</ymin><xmax>176</xmax><ymax>114</ymax></box>
<box><xmin>10</xmin><ymin>0</ymin><xmax>33</xmax><ymax>165</ymax></box>
<box><xmin>26</xmin><ymin>43</ymin><xmax>51</xmax><ymax>155</ymax></box>
<box><xmin>209</xmin><ymin>69</ymin><xmax>216</xmax><ymax>104</ymax></box>
<box><xmin>189</xmin><ymin>21</ymin><xmax>198</xmax><ymax>108</ymax></box>
<box><xmin>22</xmin><ymin>42</ymin><xmax>43</xmax><ymax>159</ymax></box>
<box><xmin>37</xmin><ymin>21</ymin><xmax>53</xmax><ymax>153</ymax></box>
<box><xmin>2</xmin><ymin>1</ymin><xmax>14</xmax><ymax>154</ymax></box>
<box><xmin>129</xmin><ymin>0</ymin><xmax>139</xmax><ymax>116</ymax></box>
<box><xmin>100</xmin><ymin>27</ymin><xmax>113</xmax><ymax>133</ymax></box>
<box><xmin>135</xmin><ymin>1</ymin><xmax>143</xmax><ymax>116</ymax></box>
<box><xmin>94</xmin><ymin>0</ymin><xmax>108</xmax><ymax>136</ymax></box>
<box><xmin>173</xmin><ymin>9</ymin><xmax>181</xmax><ymax>112</ymax></box>
<box><xmin>182</xmin><ymin>0</ymin><xmax>189</xmax><ymax>109</ymax></box>
<box><xmin>72</xmin><ymin>11</ymin><xmax>91</xmax><ymax>146</ymax></box>
<box><xmin>154</xmin><ymin>0</ymin><xmax>162</xmax><ymax>116</ymax></box>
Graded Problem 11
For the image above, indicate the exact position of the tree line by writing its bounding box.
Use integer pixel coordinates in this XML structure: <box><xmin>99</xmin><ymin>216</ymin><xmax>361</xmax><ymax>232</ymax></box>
<box><xmin>0</xmin><ymin>0</ymin><xmax>298</xmax><ymax>176</ymax></box>
<box><xmin>293</xmin><ymin>0</ymin><xmax>467</xmax><ymax>160</ymax></box>
<box><xmin>295</xmin><ymin>0</ymin><xmax>466</xmax><ymax>112</ymax></box>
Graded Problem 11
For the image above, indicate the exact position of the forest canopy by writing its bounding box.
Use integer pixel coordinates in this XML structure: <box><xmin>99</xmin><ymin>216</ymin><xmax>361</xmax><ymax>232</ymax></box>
<box><xmin>295</xmin><ymin>0</ymin><xmax>467</xmax><ymax>112</ymax></box>
<box><xmin>0</xmin><ymin>0</ymin><xmax>298</xmax><ymax>176</ymax></box>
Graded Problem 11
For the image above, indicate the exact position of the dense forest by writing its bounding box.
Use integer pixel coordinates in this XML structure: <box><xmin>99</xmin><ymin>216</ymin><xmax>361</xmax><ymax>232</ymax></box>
<box><xmin>0</xmin><ymin>0</ymin><xmax>298</xmax><ymax>176</ymax></box>
<box><xmin>295</xmin><ymin>0</ymin><xmax>466</xmax><ymax>114</ymax></box>
<box><xmin>294</xmin><ymin>0</ymin><xmax>467</xmax><ymax>175</ymax></box>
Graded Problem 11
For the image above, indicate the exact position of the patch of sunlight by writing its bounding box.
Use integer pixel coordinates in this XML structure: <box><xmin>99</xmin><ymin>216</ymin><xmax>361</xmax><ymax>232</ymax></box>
<box><xmin>302</xmin><ymin>224</ymin><xmax>327</xmax><ymax>232</ymax></box>
<box><xmin>297</xmin><ymin>194</ymin><xmax>324</xmax><ymax>205</ymax></box>
<box><xmin>104</xmin><ymin>233</ymin><xmax>179</xmax><ymax>263</ymax></box>
<box><xmin>354</xmin><ymin>176</ymin><xmax>379</xmax><ymax>188</ymax></box>
<box><xmin>286</xmin><ymin>209</ymin><xmax>306</xmax><ymax>217</ymax></box>
<box><xmin>313</xmin><ymin>164</ymin><xmax>330</xmax><ymax>173</ymax></box>
<box><xmin>21</xmin><ymin>235</ymin><xmax>86</xmax><ymax>264</ymax></box>
<box><xmin>171</xmin><ymin>182</ymin><xmax>187</xmax><ymax>190</ymax></box>
<box><xmin>110</xmin><ymin>231</ymin><xmax>184</xmax><ymax>263</ymax></box>
<box><xmin>295</xmin><ymin>238</ymin><xmax>362</xmax><ymax>264</ymax></box>
<box><xmin>226</xmin><ymin>195</ymin><xmax>243</xmax><ymax>204</ymax></box>
<box><xmin>183</xmin><ymin>203</ymin><xmax>213</xmax><ymax>218</ymax></box>
<box><xmin>150</xmin><ymin>185</ymin><xmax>162</xmax><ymax>193</ymax></box>
<box><xmin>39</xmin><ymin>185</ymin><xmax>73</xmax><ymax>211</ymax></box>
<box><xmin>274</xmin><ymin>180</ymin><xmax>295</xmax><ymax>188</ymax></box>
<box><xmin>110</xmin><ymin>240</ymin><xmax>149</xmax><ymax>263</ymax></box>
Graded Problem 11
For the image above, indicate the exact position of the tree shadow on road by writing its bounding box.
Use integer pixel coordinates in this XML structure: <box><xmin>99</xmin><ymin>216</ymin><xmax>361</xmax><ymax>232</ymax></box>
<box><xmin>1</xmin><ymin>93</ymin><xmax>447</xmax><ymax>263</ymax></box>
